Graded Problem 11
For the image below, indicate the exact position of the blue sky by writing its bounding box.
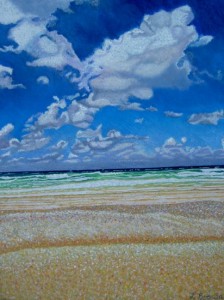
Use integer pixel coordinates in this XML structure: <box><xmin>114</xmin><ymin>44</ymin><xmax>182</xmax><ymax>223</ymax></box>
<box><xmin>0</xmin><ymin>0</ymin><xmax>224</xmax><ymax>171</ymax></box>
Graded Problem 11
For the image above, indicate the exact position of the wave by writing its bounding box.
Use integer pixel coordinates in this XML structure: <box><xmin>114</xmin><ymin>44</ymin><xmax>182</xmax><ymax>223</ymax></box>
<box><xmin>0</xmin><ymin>168</ymin><xmax>223</xmax><ymax>191</ymax></box>
<box><xmin>45</xmin><ymin>173</ymin><xmax>70</xmax><ymax>180</ymax></box>
<box><xmin>0</xmin><ymin>176</ymin><xmax>16</xmax><ymax>180</ymax></box>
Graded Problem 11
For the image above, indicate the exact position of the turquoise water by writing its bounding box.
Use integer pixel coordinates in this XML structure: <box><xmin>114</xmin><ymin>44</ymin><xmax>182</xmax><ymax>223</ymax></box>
<box><xmin>0</xmin><ymin>167</ymin><xmax>223</xmax><ymax>210</ymax></box>
<box><xmin>0</xmin><ymin>168</ymin><xmax>224</xmax><ymax>191</ymax></box>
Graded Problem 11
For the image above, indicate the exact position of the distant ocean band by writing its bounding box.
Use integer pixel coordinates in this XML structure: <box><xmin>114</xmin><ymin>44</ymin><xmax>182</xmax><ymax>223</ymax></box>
<box><xmin>0</xmin><ymin>167</ymin><xmax>224</xmax><ymax>192</ymax></box>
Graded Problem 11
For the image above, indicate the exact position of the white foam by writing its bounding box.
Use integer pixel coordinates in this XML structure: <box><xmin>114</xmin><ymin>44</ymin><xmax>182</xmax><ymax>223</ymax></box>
<box><xmin>45</xmin><ymin>173</ymin><xmax>69</xmax><ymax>180</ymax></box>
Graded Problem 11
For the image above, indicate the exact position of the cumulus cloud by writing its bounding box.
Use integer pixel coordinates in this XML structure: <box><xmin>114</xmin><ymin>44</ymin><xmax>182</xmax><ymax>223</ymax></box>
<box><xmin>162</xmin><ymin>136</ymin><xmax>187</xmax><ymax>148</ymax></box>
<box><xmin>26</xmin><ymin>99</ymin><xmax>67</xmax><ymax>131</ymax></box>
<box><xmin>164</xmin><ymin>111</ymin><xmax>183</xmax><ymax>118</ymax></box>
<box><xmin>52</xmin><ymin>140</ymin><xmax>68</xmax><ymax>150</ymax></box>
<box><xmin>37</xmin><ymin>76</ymin><xmax>50</xmax><ymax>85</ymax></box>
<box><xmin>0</xmin><ymin>124</ymin><xmax>148</xmax><ymax>171</ymax></box>
<box><xmin>27</xmin><ymin>30</ymin><xmax>82</xmax><ymax>70</ymax></box>
<box><xmin>154</xmin><ymin>137</ymin><xmax>224</xmax><ymax>167</ymax></box>
<box><xmin>76</xmin><ymin>124</ymin><xmax>102</xmax><ymax>139</ymax></box>
<box><xmin>1</xmin><ymin>4</ymin><xmax>214</xmax><ymax>115</ymax></box>
<box><xmin>0</xmin><ymin>4</ymin><xmax>217</xmax><ymax>171</ymax></box>
<box><xmin>163</xmin><ymin>137</ymin><xmax>177</xmax><ymax>147</ymax></box>
<box><xmin>0</xmin><ymin>0</ymin><xmax>98</xmax><ymax>70</ymax></box>
<box><xmin>19</xmin><ymin>131</ymin><xmax>50</xmax><ymax>152</ymax></box>
<box><xmin>6</xmin><ymin>130</ymin><xmax>50</xmax><ymax>152</ymax></box>
<box><xmin>25</xmin><ymin>94</ymin><xmax>99</xmax><ymax>134</ymax></box>
<box><xmin>13</xmin><ymin>0</ymin><xmax>99</xmax><ymax>18</ymax></box>
<box><xmin>78</xmin><ymin>5</ymin><xmax>212</xmax><ymax>111</ymax></box>
<box><xmin>0</xmin><ymin>0</ymin><xmax>98</xmax><ymax>25</ymax></box>
<box><xmin>0</xmin><ymin>123</ymin><xmax>14</xmax><ymax>149</ymax></box>
<box><xmin>188</xmin><ymin>110</ymin><xmax>224</xmax><ymax>125</ymax></box>
<box><xmin>0</xmin><ymin>0</ymin><xmax>26</xmax><ymax>25</ymax></box>
<box><xmin>0</xmin><ymin>64</ymin><xmax>24</xmax><ymax>89</ymax></box>
<box><xmin>71</xmin><ymin>125</ymin><xmax>148</xmax><ymax>164</ymax></box>
<box><xmin>73</xmin><ymin>125</ymin><xmax>127</xmax><ymax>154</ymax></box>
<box><xmin>0</xmin><ymin>0</ymin><xmax>99</xmax><ymax>72</ymax></box>
<box><xmin>7</xmin><ymin>20</ymin><xmax>82</xmax><ymax>71</ymax></box>
<box><xmin>64</xmin><ymin>98</ymin><xmax>97</xmax><ymax>129</ymax></box>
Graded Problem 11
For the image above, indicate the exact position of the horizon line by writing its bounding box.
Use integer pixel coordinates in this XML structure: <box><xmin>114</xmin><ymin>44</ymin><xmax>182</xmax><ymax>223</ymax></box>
<box><xmin>0</xmin><ymin>164</ymin><xmax>224</xmax><ymax>175</ymax></box>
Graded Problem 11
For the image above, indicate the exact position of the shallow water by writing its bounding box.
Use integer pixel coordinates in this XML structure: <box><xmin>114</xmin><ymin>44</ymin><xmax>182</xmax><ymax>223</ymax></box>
<box><xmin>0</xmin><ymin>167</ymin><xmax>224</xmax><ymax>192</ymax></box>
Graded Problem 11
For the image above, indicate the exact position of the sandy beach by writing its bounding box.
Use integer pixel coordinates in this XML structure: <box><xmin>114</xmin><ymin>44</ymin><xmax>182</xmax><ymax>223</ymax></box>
<box><xmin>1</xmin><ymin>241</ymin><xmax>224</xmax><ymax>300</ymax></box>
<box><xmin>0</xmin><ymin>170</ymin><xmax>224</xmax><ymax>299</ymax></box>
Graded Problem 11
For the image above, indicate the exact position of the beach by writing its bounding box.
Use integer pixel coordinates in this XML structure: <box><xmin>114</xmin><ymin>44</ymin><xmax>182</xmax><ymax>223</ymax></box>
<box><xmin>0</xmin><ymin>168</ymin><xmax>224</xmax><ymax>299</ymax></box>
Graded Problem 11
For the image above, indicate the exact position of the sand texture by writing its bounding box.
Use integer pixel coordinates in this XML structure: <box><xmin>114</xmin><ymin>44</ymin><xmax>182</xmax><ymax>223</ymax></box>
<box><xmin>0</xmin><ymin>173</ymin><xmax>224</xmax><ymax>299</ymax></box>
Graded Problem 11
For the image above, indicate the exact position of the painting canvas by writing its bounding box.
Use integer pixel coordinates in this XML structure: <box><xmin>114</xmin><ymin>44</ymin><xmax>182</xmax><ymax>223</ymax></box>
<box><xmin>0</xmin><ymin>0</ymin><xmax>224</xmax><ymax>299</ymax></box>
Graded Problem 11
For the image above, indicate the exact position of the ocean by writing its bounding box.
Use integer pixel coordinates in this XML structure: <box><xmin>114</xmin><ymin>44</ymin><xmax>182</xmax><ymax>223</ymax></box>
<box><xmin>0</xmin><ymin>167</ymin><xmax>224</xmax><ymax>210</ymax></box>
<box><xmin>1</xmin><ymin>167</ymin><xmax>224</xmax><ymax>190</ymax></box>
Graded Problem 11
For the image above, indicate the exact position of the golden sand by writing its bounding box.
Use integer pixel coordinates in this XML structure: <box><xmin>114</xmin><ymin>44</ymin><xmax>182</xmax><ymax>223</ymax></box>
<box><xmin>1</xmin><ymin>183</ymin><xmax>224</xmax><ymax>211</ymax></box>
<box><xmin>1</xmin><ymin>242</ymin><xmax>224</xmax><ymax>300</ymax></box>
<box><xmin>0</xmin><ymin>183</ymin><xmax>224</xmax><ymax>299</ymax></box>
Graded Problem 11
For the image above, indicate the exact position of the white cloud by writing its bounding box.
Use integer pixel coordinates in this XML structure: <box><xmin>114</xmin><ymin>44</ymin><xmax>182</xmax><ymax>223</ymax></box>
<box><xmin>25</xmin><ymin>94</ymin><xmax>99</xmax><ymax>134</ymax></box>
<box><xmin>27</xmin><ymin>30</ymin><xmax>82</xmax><ymax>70</ymax></box>
<box><xmin>154</xmin><ymin>137</ymin><xmax>224</xmax><ymax>167</ymax></box>
<box><xmin>190</xmin><ymin>35</ymin><xmax>213</xmax><ymax>48</ymax></box>
<box><xmin>0</xmin><ymin>64</ymin><xmax>24</xmax><ymax>89</ymax></box>
<box><xmin>195</xmin><ymin>69</ymin><xmax>224</xmax><ymax>82</ymax></box>
<box><xmin>26</xmin><ymin>99</ymin><xmax>67</xmax><ymax>131</ymax></box>
<box><xmin>146</xmin><ymin>106</ymin><xmax>158</xmax><ymax>112</ymax></box>
<box><xmin>72</xmin><ymin>125</ymin><xmax>148</xmax><ymax>159</ymax></box>
<box><xmin>7</xmin><ymin>130</ymin><xmax>50</xmax><ymax>152</ymax></box>
<box><xmin>164</xmin><ymin>111</ymin><xmax>183</xmax><ymax>118</ymax></box>
<box><xmin>0</xmin><ymin>0</ymin><xmax>100</xmax><ymax>74</ymax></box>
<box><xmin>164</xmin><ymin>137</ymin><xmax>177</xmax><ymax>147</ymax></box>
<box><xmin>0</xmin><ymin>0</ymin><xmax>98</xmax><ymax>25</ymax></box>
<box><xmin>0</xmin><ymin>0</ymin><xmax>26</xmax><ymax>25</ymax></box>
<box><xmin>79</xmin><ymin>5</ymin><xmax>212</xmax><ymax>111</ymax></box>
<box><xmin>0</xmin><ymin>123</ymin><xmax>14</xmax><ymax>149</ymax></box>
<box><xmin>76</xmin><ymin>124</ymin><xmax>102</xmax><ymax>139</ymax></box>
<box><xmin>29</xmin><ymin>152</ymin><xmax>64</xmax><ymax>163</ymax></box>
<box><xmin>0</xmin><ymin>151</ymin><xmax>64</xmax><ymax>170</ymax></box>
<box><xmin>19</xmin><ymin>131</ymin><xmax>50</xmax><ymax>152</ymax></box>
<box><xmin>37</xmin><ymin>76</ymin><xmax>50</xmax><ymax>85</ymax></box>
<box><xmin>0</xmin><ymin>0</ymin><xmax>97</xmax><ymax>70</ymax></box>
<box><xmin>135</xmin><ymin>118</ymin><xmax>144</xmax><ymax>124</ymax></box>
<box><xmin>7</xmin><ymin>20</ymin><xmax>82</xmax><ymax>71</ymax></box>
<box><xmin>181</xmin><ymin>137</ymin><xmax>187</xmax><ymax>144</ymax></box>
<box><xmin>0</xmin><ymin>123</ymin><xmax>14</xmax><ymax>139</ymax></box>
<box><xmin>64</xmin><ymin>98</ymin><xmax>97</xmax><ymax>128</ymax></box>
<box><xmin>52</xmin><ymin>140</ymin><xmax>68</xmax><ymax>150</ymax></box>
<box><xmin>162</xmin><ymin>136</ymin><xmax>187</xmax><ymax>147</ymax></box>
<box><xmin>188</xmin><ymin>110</ymin><xmax>224</xmax><ymax>125</ymax></box>
<box><xmin>9</xmin><ymin>19</ymin><xmax>47</xmax><ymax>51</ymax></box>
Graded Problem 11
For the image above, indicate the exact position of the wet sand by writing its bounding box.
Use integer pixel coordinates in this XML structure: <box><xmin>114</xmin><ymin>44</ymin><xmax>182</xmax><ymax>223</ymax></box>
<box><xmin>0</xmin><ymin>184</ymin><xmax>224</xmax><ymax>299</ymax></box>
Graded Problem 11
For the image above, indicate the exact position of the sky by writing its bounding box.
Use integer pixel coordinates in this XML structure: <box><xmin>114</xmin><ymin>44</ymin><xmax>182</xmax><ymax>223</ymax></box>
<box><xmin>0</xmin><ymin>0</ymin><xmax>224</xmax><ymax>171</ymax></box>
